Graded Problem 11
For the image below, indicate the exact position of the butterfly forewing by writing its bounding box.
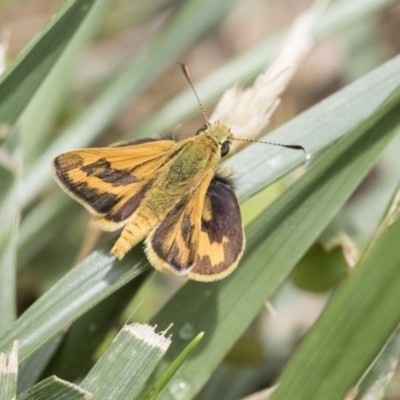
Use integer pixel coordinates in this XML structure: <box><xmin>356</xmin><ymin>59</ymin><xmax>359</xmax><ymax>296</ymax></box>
<box><xmin>52</xmin><ymin>140</ymin><xmax>176</xmax><ymax>230</ymax></box>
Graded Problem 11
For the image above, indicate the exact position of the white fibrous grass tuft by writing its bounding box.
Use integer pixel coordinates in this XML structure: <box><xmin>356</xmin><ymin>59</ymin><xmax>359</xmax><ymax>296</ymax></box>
<box><xmin>210</xmin><ymin>0</ymin><xmax>329</xmax><ymax>152</ymax></box>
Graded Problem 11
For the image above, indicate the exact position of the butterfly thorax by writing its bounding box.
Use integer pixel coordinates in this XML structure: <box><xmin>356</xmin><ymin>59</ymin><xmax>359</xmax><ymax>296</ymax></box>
<box><xmin>144</xmin><ymin>136</ymin><xmax>217</xmax><ymax>214</ymax></box>
<box><xmin>132</xmin><ymin>124</ymin><xmax>228</xmax><ymax>225</ymax></box>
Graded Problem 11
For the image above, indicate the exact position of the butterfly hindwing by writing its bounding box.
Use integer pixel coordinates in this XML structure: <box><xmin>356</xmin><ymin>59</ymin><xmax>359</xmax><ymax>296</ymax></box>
<box><xmin>52</xmin><ymin>139</ymin><xmax>176</xmax><ymax>230</ymax></box>
<box><xmin>188</xmin><ymin>172</ymin><xmax>245</xmax><ymax>281</ymax></box>
<box><xmin>145</xmin><ymin>171</ymin><xmax>244</xmax><ymax>280</ymax></box>
<box><xmin>145</xmin><ymin>173</ymin><xmax>214</xmax><ymax>275</ymax></box>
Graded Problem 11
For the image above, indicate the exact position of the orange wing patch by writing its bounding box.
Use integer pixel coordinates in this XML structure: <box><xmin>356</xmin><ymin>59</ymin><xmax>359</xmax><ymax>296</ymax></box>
<box><xmin>188</xmin><ymin>173</ymin><xmax>245</xmax><ymax>281</ymax></box>
<box><xmin>52</xmin><ymin>140</ymin><xmax>175</xmax><ymax>230</ymax></box>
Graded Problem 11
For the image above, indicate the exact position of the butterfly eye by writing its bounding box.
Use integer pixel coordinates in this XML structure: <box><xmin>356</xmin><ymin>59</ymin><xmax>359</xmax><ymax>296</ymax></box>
<box><xmin>196</xmin><ymin>124</ymin><xmax>209</xmax><ymax>135</ymax></box>
<box><xmin>220</xmin><ymin>141</ymin><xmax>231</xmax><ymax>157</ymax></box>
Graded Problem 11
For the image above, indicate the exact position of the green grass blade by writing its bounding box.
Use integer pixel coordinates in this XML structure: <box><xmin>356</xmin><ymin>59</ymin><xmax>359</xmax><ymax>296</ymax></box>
<box><xmin>40</xmin><ymin>272</ymin><xmax>151</xmax><ymax>382</ymax></box>
<box><xmin>80</xmin><ymin>323</ymin><xmax>171</xmax><ymax>399</ymax></box>
<box><xmin>0</xmin><ymin>245</ymin><xmax>149</xmax><ymax>362</ymax></box>
<box><xmin>17</xmin><ymin>336</ymin><xmax>64</xmax><ymax>394</ymax></box>
<box><xmin>21</xmin><ymin>0</ymin><xmax>239</xmax><ymax>210</ymax></box>
<box><xmin>19</xmin><ymin>0</ymin><xmax>109</xmax><ymax>167</ymax></box>
<box><xmin>368</xmin><ymin>181</ymin><xmax>400</xmax><ymax>248</ymax></box>
<box><xmin>149</xmin><ymin>87</ymin><xmax>400</xmax><ymax>399</ymax></box>
<box><xmin>0</xmin><ymin>133</ymin><xmax>21</xmax><ymax>335</ymax></box>
<box><xmin>356</xmin><ymin>328</ymin><xmax>400</xmax><ymax>400</ymax></box>
<box><xmin>17</xmin><ymin>376</ymin><xmax>91</xmax><ymax>400</ymax></box>
<box><xmin>0</xmin><ymin>0</ymin><xmax>100</xmax><ymax>125</ymax></box>
<box><xmin>140</xmin><ymin>332</ymin><xmax>204</xmax><ymax>400</ymax></box>
<box><xmin>0</xmin><ymin>341</ymin><xmax>18</xmax><ymax>400</ymax></box>
<box><xmin>17</xmin><ymin>193</ymin><xmax>76</xmax><ymax>266</ymax></box>
<box><xmin>269</xmin><ymin>197</ymin><xmax>400</xmax><ymax>400</ymax></box>
<box><xmin>0</xmin><ymin>190</ymin><xmax>18</xmax><ymax>334</ymax></box>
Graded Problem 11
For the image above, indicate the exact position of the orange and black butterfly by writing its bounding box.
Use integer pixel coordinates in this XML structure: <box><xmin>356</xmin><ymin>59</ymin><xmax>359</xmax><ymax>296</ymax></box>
<box><xmin>52</xmin><ymin>64</ymin><xmax>303</xmax><ymax>281</ymax></box>
<box><xmin>52</xmin><ymin>121</ymin><xmax>244</xmax><ymax>281</ymax></box>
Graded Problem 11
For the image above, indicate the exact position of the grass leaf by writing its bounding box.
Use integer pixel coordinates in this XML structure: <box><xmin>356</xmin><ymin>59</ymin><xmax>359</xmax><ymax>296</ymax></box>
<box><xmin>270</xmin><ymin>187</ymin><xmax>400</xmax><ymax>400</ymax></box>
<box><xmin>80</xmin><ymin>323</ymin><xmax>171</xmax><ymax>399</ymax></box>
<box><xmin>0</xmin><ymin>245</ymin><xmax>149</xmax><ymax>362</ymax></box>
<box><xmin>17</xmin><ymin>376</ymin><xmax>91</xmax><ymax>400</ymax></box>
<box><xmin>356</xmin><ymin>328</ymin><xmax>400</xmax><ymax>400</ymax></box>
<box><xmin>0</xmin><ymin>132</ymin><xmax>21</xmax><ymax>335</ymax></box>
<box><xmin>0</xmin><ymin>0</ymin><xmax>100</xmax><ymax>125</ymax></box>
<box><xmin>39</xmin><ymin>272</ymin><xmax>151</xmax><ymax>382</ymax></box>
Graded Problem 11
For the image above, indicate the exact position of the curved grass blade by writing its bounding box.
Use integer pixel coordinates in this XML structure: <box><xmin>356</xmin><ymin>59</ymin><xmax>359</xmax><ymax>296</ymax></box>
<box><xmin>19</xmin><ymin>0</ymin><xmax>109</xmax><ymax>167</ymax></box>
<box><xmin>232</xmin><ymin>54</ymin><xmax>400</xmax><ymax>202</ymax></box>
<box><xmin>0</xmin><ymin>245</ymin><xmax>149</xmax><ymax>362</ymax></box>
<box><xmin>39</xmin><ymin>271</ymin><xmax>151</xmax><ymax>383</ymax></box>
<box><xmin>0</xmin><ymin>0</ymin><xmax>100</xmax><ymax>125</ymax></box>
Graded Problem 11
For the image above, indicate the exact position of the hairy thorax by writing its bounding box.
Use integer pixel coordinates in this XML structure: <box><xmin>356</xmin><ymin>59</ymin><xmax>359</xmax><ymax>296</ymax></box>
<box><xmin>146</xmin><ymin>136</ymin><xmax>219</xmax><ymax>215</ymax></box>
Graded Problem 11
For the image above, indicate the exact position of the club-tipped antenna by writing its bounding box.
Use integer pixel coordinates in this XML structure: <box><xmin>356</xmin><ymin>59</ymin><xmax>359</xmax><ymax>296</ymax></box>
<box><xmin>234</xmin><ymin>137</ymin><xmax>306</xmax><ymax>153</ymax></box>
<box><xmin>178</xmin><ymin>62</ymin><xmax>210</xmax><ymax>124</ymax></box>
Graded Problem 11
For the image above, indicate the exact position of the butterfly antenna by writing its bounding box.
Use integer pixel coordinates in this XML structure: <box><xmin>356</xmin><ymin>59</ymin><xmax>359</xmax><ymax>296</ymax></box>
<box><xmin>178</xmin><ymin>63</ymin><xmax>306</xmax><ymax>155</ymax></box>
<box><xmin>234</xmin><ymin>137</ymin><xmax>306</xmax><ymax>153</ymax></box>
<box><xmin>178</xmin><ymin>62</ymin><xmax>210</xmax><ymax>124</ymax></box>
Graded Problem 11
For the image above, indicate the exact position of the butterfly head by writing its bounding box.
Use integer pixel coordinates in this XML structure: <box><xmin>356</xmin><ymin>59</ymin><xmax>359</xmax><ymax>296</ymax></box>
<box><xmin>196</xmin><ymin>121</ymin><xmax>233</xmax><ymax>157</ymax></box>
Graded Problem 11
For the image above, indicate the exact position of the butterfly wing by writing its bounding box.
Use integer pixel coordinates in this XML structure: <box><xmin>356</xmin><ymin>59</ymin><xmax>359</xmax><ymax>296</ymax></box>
<box><xmin>145</xmin><ymin>172</ymin><xmax>213</xmax><ymax>275</ymax></box>
<box><xmin>188</xmin><ymin>173</ymin><xmax>244</xmax><ymax>281</ymax></box>
<box><xmin>146</xmin><ymin>172</ymin><xmax>244</xmax><ymax>281</ymax></box>
<box><xmin>52</xmin><ymin>139</ymin><xmax>176</xmax><ymax>231</ymax></box>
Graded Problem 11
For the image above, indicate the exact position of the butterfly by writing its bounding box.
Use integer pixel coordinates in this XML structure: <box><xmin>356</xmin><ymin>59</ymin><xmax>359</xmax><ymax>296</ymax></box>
<box><xmin>52</xmin><ymin>64</ymin><xmax>305</xmax><ymax>281</ymax></box>
<box><xmin>52</xmin><ymin>121</ymin><xmax>244</xmax><ymax>281</ymax></box>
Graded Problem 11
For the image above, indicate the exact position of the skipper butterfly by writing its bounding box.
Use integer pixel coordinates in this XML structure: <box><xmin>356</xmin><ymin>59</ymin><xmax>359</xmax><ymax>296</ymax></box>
<box><xmin>52</xmin><ymin>64</ymin><xmax>303</xmax><ymax>281</ymax></box>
